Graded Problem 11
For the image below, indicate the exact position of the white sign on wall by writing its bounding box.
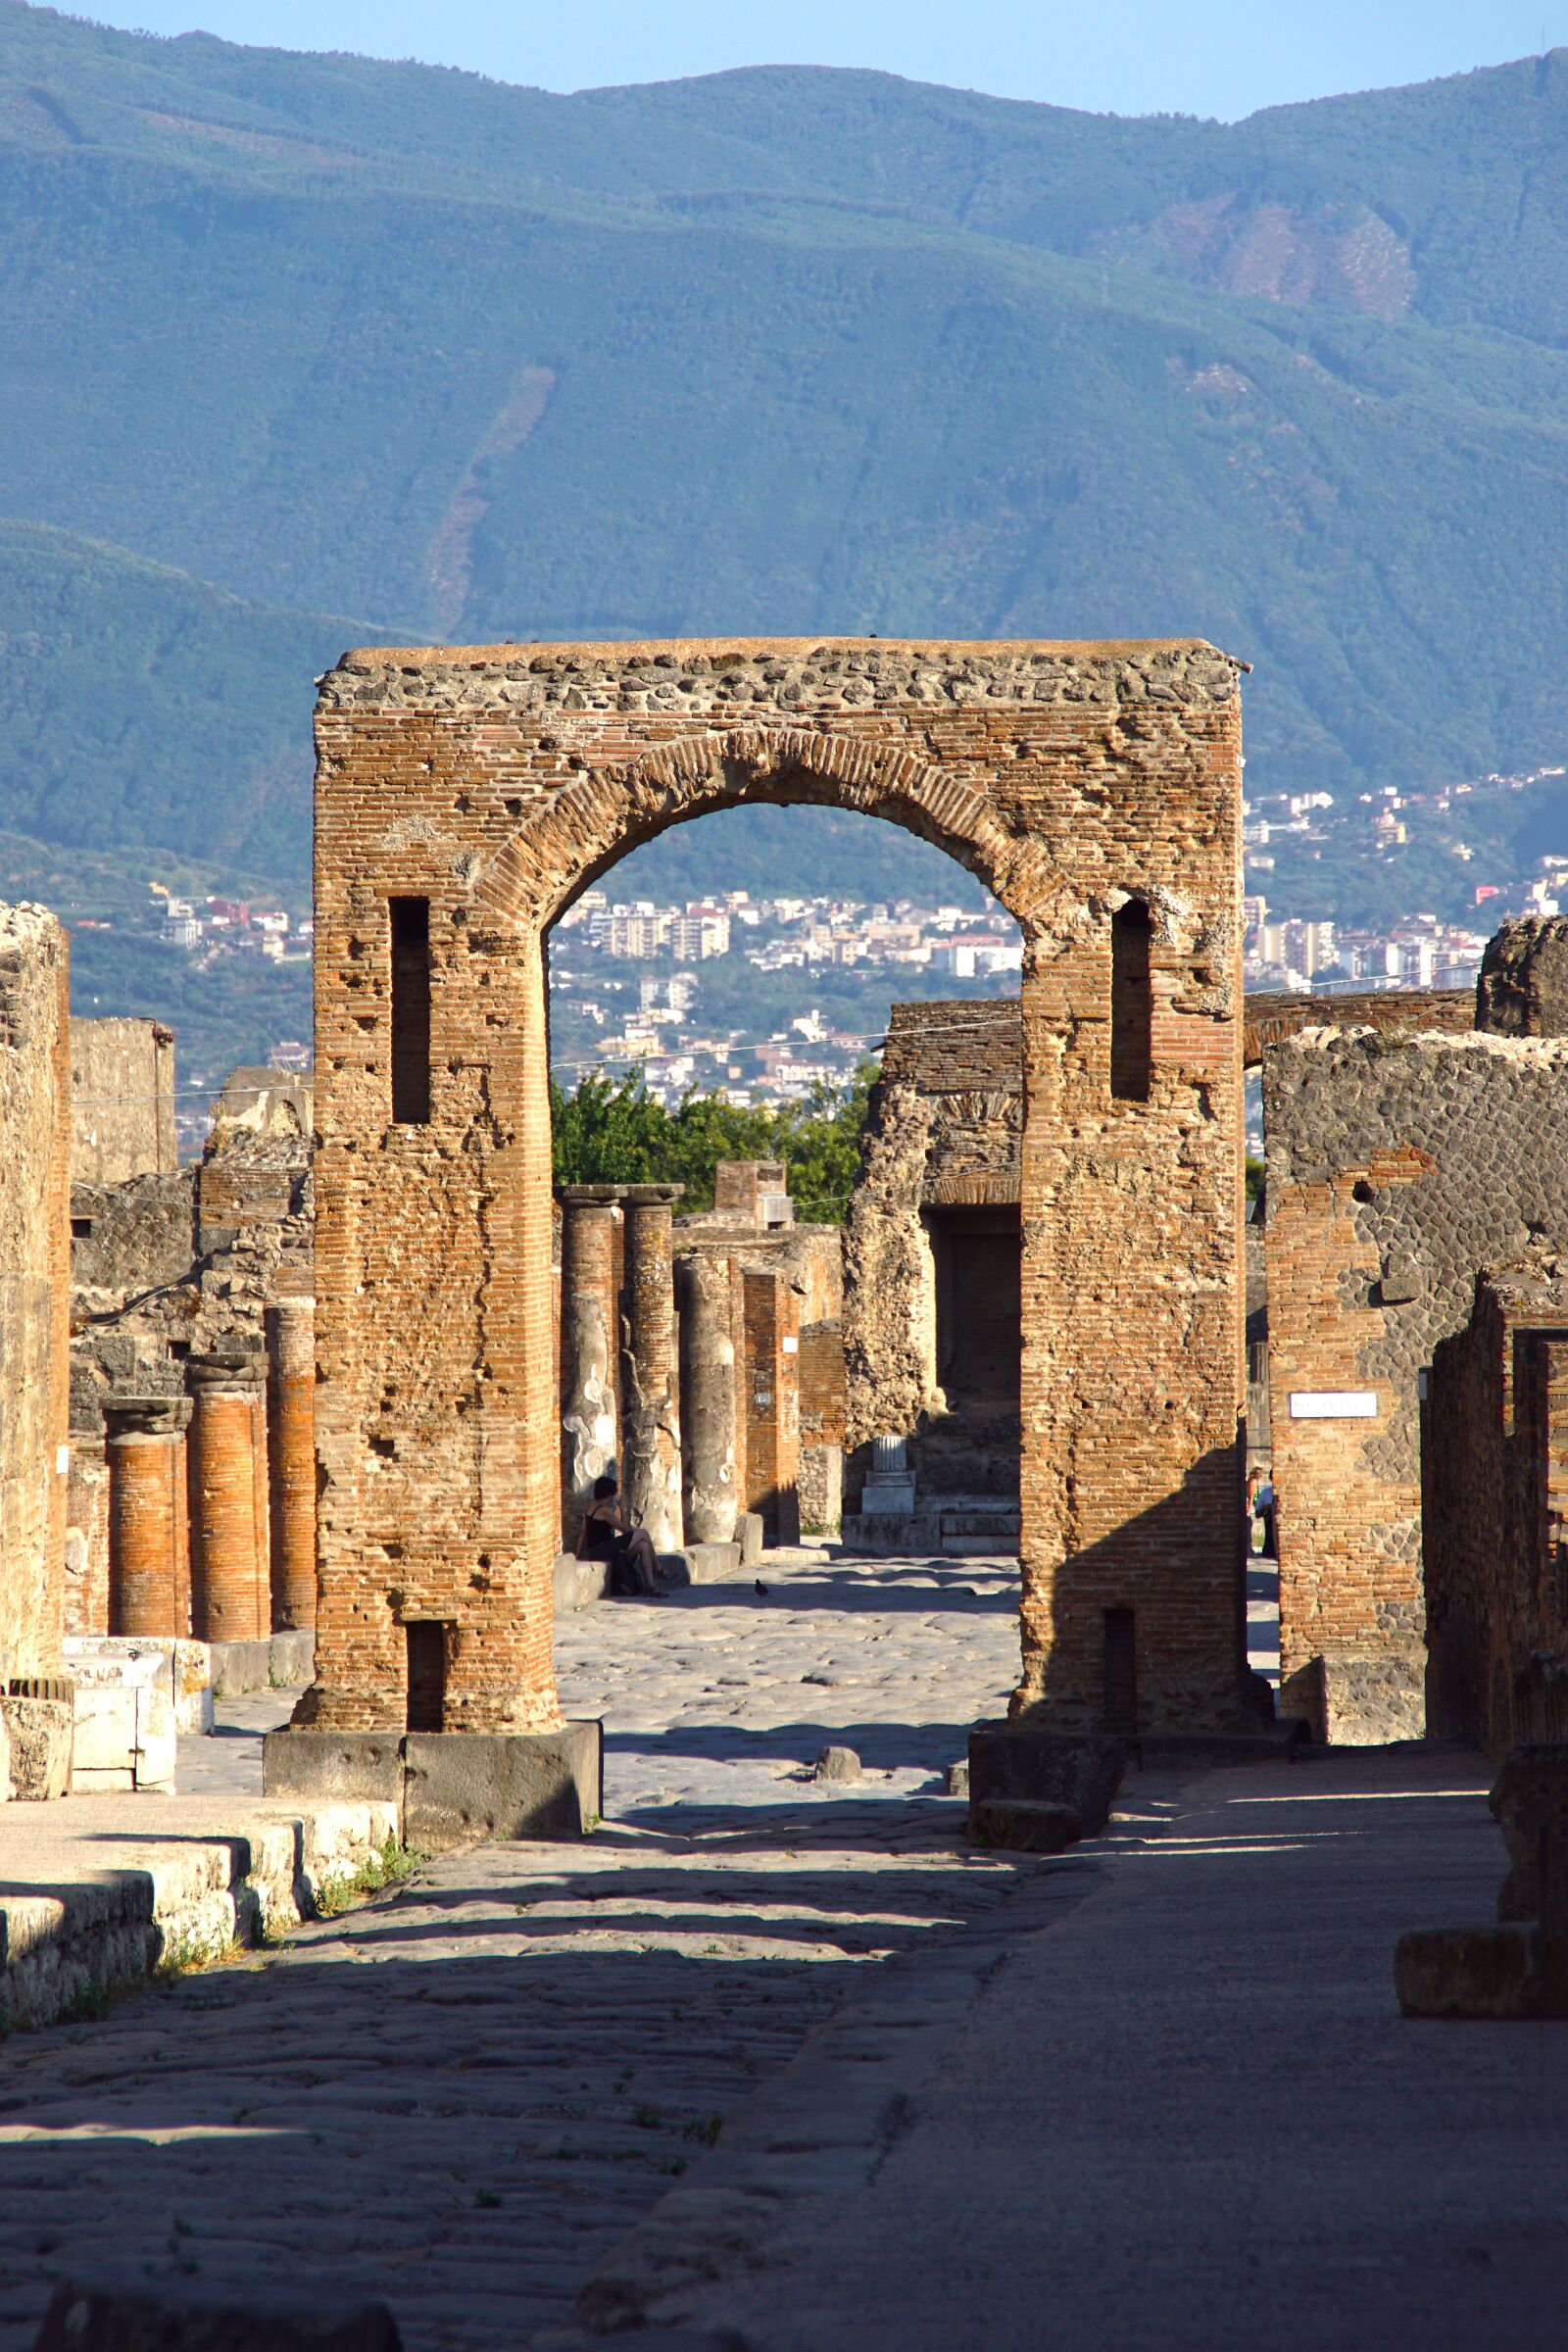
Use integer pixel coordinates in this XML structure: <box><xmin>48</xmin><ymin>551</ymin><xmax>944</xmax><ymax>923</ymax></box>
<box><xmin>1288</xmin><ymin>1391</ymin><xmax>1378</xmax><ymax>1420</ymax></box>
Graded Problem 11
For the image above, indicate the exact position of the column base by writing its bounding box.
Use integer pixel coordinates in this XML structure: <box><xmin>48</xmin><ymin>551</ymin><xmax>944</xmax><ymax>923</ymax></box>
<box><xmin>262</xmin><ymin>1722</ymin><xmax>603</xmax><ymax>1853</ymax></box>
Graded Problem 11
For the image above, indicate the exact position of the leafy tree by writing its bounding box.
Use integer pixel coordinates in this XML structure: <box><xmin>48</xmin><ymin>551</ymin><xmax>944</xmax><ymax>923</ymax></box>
<box><xmin>549</xmin><ymin>1062</ymin><xmax>877</xmax><ymax>1223</ymax></box>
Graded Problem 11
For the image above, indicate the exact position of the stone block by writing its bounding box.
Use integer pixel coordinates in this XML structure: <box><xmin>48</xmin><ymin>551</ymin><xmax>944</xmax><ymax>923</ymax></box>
<box><xmin>0</xmin><ymin>1703</ymin><xmax>10</xmax><ymax>1801</ymax></box>
<box><xmin>70</xmin><ymin>1687</ymin><xmax>140</xmax><ymax>1775</ymax></box>
<box><xmin>1318</xmin><ymin>1647</ymin><xmax>1427</xmax><ymax>1745</ymax></box>
<box><xmin>403</xmin><ymin>1722</ymin><xmax>603</xmax><ymax>1853</ymax></box>
<box><xmin>1394</xmin><ymin>1925</ymin><xmax>1568</xmax><ymax>2019</ymax></box>
<box><xmin>798</xmin><ymin>1442</ymin><xmax>842</xmax><ymax>1536</ymax></box>
<box><xmin>968</xmin><ymin>1723</ymin><xmax>1125</xmax><ymax>1837</ymax></box>
<box><xmin>32</xmin><ymin>2277</ymin><xmax>403</xmax><ymax>2351</ymax></box>
<box><xmin>812</xmin><ymin>1744</ymin><xmax>860</xmax><ymax>1783</ymax></box>
<box><xmin>263</xmin><ymin>1729</ymin><xmax>406</xmax><ymax>1808</ymax></box>
<box><xmin>1492</xmin><ymin>1743</ymin><xmax>1568</xmax><ymax>1937</ymax></box>
<box><xmin>209</xmin><ymin>1639</ymin><xmax>272</xmax><ymax>1697</ymax></box>
<box><xmin>135</xmin><ymin>1689</ymin><xmax>176</xmax><ymax>1788</ymax></box>
<box><xmin>172</xmin><ymin>1642</ymin><xmax>215</xmax><ymax>1736</ymax></box>
<box><xmin>659</xmin><ymin>1543</ymin><xmax>741</xmax><ymax>1588</ymax></box>
<box><xmin>554</xmin><ymin>1552</ymin><xmax>611</xmax><ymax>1611</ymax></box>
<box><xmin>968</xmin><ymin>1797</ymin><xmax>1081</xmax><ymax>1853</ymax></box>
<box><xmin>0</xmin><ymin>1696</ymin><xmax>72</xmax><ymax>1800</ymax></box>
<box><xmin>270</xmin><ymin>1629</ymin><xmax>316</xmax><ymax>1688</ymax></box>
<box><xmin>67</xmin><ymin>1766</ymin><xmax>136</xmax><ymax>1793</ymax></box>
<box><xmin>738</xmin><ymin>1512</ymin><xmax>764</xmax><ymax>1568</ymax></box>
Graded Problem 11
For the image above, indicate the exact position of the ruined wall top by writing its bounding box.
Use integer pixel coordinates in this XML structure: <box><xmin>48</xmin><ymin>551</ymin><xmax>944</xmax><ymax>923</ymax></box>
<box><xmin>880</xmin><ymin>1000</ymin><xmax>1023</xmax><ymax>1095</ymax></box>
<box><xmin>71</xmin><ymin>1015</ymin><xmax>176</xmax><ymax>1185</ymax></box>
<box><xmin>1476</xmin><ymin>916</ymin><xmax>1568</xmax><ymax>1038</ymax></box>
<box><xmin>319</xmin><ymin>636</ymin><xmax>1244</xmax><ymax>716</ymax></box>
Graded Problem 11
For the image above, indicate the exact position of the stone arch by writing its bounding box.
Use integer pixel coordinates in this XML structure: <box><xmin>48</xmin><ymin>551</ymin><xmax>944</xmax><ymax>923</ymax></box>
<box><xmin>469</xmin><ymin>727</ymin><xmax>1068</xmax><ymax>937</ymax></box>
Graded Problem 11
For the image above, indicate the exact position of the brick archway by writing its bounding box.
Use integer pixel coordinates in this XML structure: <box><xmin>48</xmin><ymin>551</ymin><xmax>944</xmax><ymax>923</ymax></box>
<box><xmin>289</xmin><ymin>637</ymin><xmax>1250</xmax><ymax>1772</ymax></box>
<box><xmin>469</xmin><ymin>726</ymin><xmax>1069</xmax><ymax>937</ymax></box>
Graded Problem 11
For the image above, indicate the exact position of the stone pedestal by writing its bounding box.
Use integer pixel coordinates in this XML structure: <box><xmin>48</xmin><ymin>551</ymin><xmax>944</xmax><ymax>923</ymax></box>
<box><xmin>677</xmin><ymin>1252</ymin><xmax>738</xmax><ymax>1543</ymax></box>
<box><xmin>267</xmin><ymin>1297</ymin><xmax>317</xmax><ymax>1629</ymax></box>
<box><xmin>188</xmin><ymin>1349</ymin><xmax>270</xmax><ymax>1642</ymax></box>
<box><xmin>559</xmin><ymin>1187</ymin><xmax>622</xmax><ymax>1545</ymax></box>
<box><xmin>620</xmin><ymin>1185</ymin><xmax>684</xmax><ymax>1552</ymax></box>
<box><xmin>106</xmin><ymin>1396</ymin><xmax>191</xmax><ymax>1639</ymax></box>
<box><xmin>263</xmin><ymin>1720</ymin><xmax>603</xmax><ymax>1852</ymax></box>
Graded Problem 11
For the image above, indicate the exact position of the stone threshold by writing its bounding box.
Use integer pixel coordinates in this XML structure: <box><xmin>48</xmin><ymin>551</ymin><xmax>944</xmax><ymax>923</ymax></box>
<box><xmin>0</xmin><ymin>1795</ymin><xmax>399</xmax><ymax>2033</ymax></box>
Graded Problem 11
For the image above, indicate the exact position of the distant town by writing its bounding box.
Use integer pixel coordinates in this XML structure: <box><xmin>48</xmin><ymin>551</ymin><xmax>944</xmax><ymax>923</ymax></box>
<box><xmin>89</xmin><ymin>756</ymin><xmax>1568</xmax><ymax>1122</ymax></box>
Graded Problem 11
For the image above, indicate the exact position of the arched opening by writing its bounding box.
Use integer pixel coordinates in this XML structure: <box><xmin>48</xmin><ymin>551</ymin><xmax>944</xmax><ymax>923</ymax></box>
<box><xmin>545</xmin><ymin>794</ymin><xmax>1024</xmax><ymax>1585</ymax></box>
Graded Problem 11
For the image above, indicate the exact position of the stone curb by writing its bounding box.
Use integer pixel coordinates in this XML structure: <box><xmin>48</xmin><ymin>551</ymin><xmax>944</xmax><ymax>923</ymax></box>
<box><xmin>539</xmin><ymin>1841</ymin><xmax>1116</xmax><ymax>2343</ymax></box>
<box><xmin>0</xmin><ymin>1796</ymin><xmax>399</xmax><ymax>2032</ymax></box>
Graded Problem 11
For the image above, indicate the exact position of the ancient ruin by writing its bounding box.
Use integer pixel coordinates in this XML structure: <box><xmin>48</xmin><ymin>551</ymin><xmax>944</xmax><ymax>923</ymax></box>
<box><xmin>270</xmin><ymin>631</ymin><xmax>1250</xmax><ymax>1814</ymax></box>
<box><xmin>842</xmin><ymin>999</ymin><xmax>1023</xmax><ymax>1554</ymax></box>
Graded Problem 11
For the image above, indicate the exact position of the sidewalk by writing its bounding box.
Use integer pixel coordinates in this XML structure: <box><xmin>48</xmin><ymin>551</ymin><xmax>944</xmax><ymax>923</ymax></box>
<box><xmin>579</xmin><ymin>1745</ymin><xmax>1568</xmax><ymax>2352</ymax></box>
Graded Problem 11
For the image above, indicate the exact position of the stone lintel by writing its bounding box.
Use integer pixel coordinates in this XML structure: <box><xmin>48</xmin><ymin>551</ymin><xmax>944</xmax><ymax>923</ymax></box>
<box><xmin>557</xmin><ymin>1184</ymin><xmax>627</xmax><ymax>1207</ymax></box>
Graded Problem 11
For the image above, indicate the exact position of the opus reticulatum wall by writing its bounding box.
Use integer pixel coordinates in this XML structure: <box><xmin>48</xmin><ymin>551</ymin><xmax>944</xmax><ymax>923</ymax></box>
<box><xmin>301</xmin><ymin>637</ymin><xmax>1249</xmax><ymax>1737</ymax></box>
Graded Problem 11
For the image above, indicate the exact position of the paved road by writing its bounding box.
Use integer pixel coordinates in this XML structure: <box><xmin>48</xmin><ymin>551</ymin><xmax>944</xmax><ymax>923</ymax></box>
<box><xmin>614</xmin><ymin>1746</ymin><xmax>1568</xmax><ymax>2352</ymax></box>
<box><xmin>0</xmin><ymin>1550</ymin><xmax>1063</xmax><ymax>2350</ymax></box>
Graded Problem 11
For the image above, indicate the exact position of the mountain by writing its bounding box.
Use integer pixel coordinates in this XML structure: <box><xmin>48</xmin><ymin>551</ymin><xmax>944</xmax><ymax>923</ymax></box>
<box><xmin>1</xmin><ymin>7</ymin><xmax>1566</xmax><ymax>905</ymax></box>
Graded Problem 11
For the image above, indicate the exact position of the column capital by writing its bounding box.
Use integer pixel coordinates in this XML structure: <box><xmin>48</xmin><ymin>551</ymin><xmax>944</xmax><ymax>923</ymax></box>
<box><xmin>104</xmin><ymin>1394</ymin><xmax>191</xmax><ymax>1440</ymax></box>
<box><xmin>187</xmin><ymin>1347</ymin><xmax>267</xmax><ymax>1396</ymax></box>
<box><xmin>621</xmin><ymin>1184</ymin><xmax>685</xmax><ymax>1210</ymax></box>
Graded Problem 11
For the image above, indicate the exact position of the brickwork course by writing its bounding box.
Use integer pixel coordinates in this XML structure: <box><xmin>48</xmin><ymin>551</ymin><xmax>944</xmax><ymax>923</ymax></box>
<box><xmin>305</xmin><ymin>635</ymin><xmax>1249</xmax><ymax>1738</ymax></box>
<box><xmin>0</xmin><ymin>902</ymin><xmax>72</xmax><ymax>1683</ymax></box>
<box><xmin>1242</xmin><ymin>989</ymin><xmax>1471</xmax><ymax>1065</ymax></box>
<box><xmin>1263</xmin><ymin>1027</ymin><xmax>1568</xmax><ymax>1740</ymax></box>
<box><xmin>1423</xmin><ymin>1256</ymin><xmax>1568</xmax><ymax>1753</ymax></box>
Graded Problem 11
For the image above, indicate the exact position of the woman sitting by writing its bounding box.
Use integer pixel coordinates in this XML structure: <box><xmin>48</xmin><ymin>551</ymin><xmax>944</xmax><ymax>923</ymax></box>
<box><xmin>577</xmin><ymin>1474</ymin><xmax>662</xmax><ymax>1596</ymax></box>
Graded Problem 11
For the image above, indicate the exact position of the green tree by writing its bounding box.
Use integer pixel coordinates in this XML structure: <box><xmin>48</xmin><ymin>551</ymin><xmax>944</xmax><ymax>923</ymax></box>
<box><xmin>549</xmin><ymin>1063</ymin><xmax>877</xmax><ymax>1222</ymax></box>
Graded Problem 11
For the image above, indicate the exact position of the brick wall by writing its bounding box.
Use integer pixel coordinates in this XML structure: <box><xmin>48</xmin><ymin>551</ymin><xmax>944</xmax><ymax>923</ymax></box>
<box><xmin>1424</xmin><ymin>1260</ymin><xmax>1568</xmax><ymax>1752</ymax></box>
<box><xmin>305</xmin><ymin>637</ymin><xmax>1246</xmax><ymax>1735</ymax></box>
<box><xmin>1264</xmin><ymin>1029</ymin><xmax>1568</xmax><ymax>1740</ymax></box>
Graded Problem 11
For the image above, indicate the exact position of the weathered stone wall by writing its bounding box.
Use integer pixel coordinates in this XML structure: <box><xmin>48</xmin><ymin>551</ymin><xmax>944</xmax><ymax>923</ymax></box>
<box><xmin>0</xmin><ymin>903</ymin><xmax>71</xmax><ymax>1681</ymax></box>
<box><xmin>1243</xmin><ymin>990</ymin><xmax>1471</xmax><ymax>1065</ymax></box>
<box><xmin>308</xmin><ymin>635</ymin><xmax>1246</xmax><ymax>1736</ymax></box>
<box><xmin>69</xmin><ymin>1075</ymin><xmax>314</xmax><ymax>1640</ymax></box>
<box><xmin>1423</xmin><ymin>1258</ymin><xmax>1568</xmax><ymax>1753</ymax></box>
<box><xmin>1476</xmin><ymin>916</ymin><xmax>1568</xmax><ymax>1039</ymax></box>
<box><xmin>1263</xmin><ymin>1029</ymin><xmax>1568</xmax><ymax>1740</ymax></box>
<box><xmin>843</xmin><ymin>1000</ymin><xmax>1023</xmax><ymax>1503</ymax></box>
<box><xmin>71</xmin><ymin>1017</ymin><xmax>175</xmax><ymax>1184</ymax></box>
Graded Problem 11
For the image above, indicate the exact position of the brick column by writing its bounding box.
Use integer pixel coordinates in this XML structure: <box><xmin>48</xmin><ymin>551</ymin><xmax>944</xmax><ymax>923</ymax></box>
<box><xmin>743</xmin><ymin>1268</ymin><xmax>801</xmax><ymax>1547</ymax></box>
<box><xmin>558</xmin><ymin>1186</ymin><xmax>622</xmax><ymax>1547</ymax></box>
<box><xmin>677</xmin><ymin>1251</ymin><xmax>738</xmax><ymax>1543</ymax></box>
<box><xmin>267</xmin><ymin>1297</ymin><xmax>316</xmax><ymax>1630</ymax></box>
<box><xmin>620</xmin><ymin>1184</ymin><xmax>684</xmax><ymax>1553</ymax></box>
<box><xmin>106</xmin><ymin>1396</ymin><xmax>191</xmax><ymax>1638</ymax></box>
<box><xmin>188</xmin><ymin>1350</ymin><xmax>270</xmax><ymax>1642</ymax></box>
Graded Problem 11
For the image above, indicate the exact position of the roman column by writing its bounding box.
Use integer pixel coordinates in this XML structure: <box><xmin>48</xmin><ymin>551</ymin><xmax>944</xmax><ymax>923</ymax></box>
<box><xmin>677</xmin><ymin>1250</ymin><xmax>739</xmax><ymax>1543</ymax></box>
<box><xmin>267</xmin><ymin>1297</ymin><xmax>317</xmax><ymax>1629</ymax></box>
<box><xmin>188</xmin><ymin>1348</ymin><xmax>270</xmax><ymax>1642</ymax></box>
<box><xmin>106</xmin><ymin>1396</ymin><xmax>191</xmax><ymax>1638</ymax></box>
<box><xmin>620</xmin><ymin>1185</ymin><xmax>684</xmax><ymax>1553</ymax></box>
<box><xmin>558</xmin><ymin>1187</ymin><xmax>621</xmax><ymax>1548</ymax></box>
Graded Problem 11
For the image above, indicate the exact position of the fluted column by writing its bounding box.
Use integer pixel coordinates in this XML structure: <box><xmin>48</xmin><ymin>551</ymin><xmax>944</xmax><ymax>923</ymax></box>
<box><xmin>267</xmin><ymin>1297</ymin><xmax>317</xmax><ymax>1629</ymax></box>
<box><xmin>188</xmin><ymin>1349</ymin><xmax>269</xmax><ymax>1642</ymax></box>
<box><xmin>106</xmin><ymin>1396</ymin><xmax>191</xmax><ymax>1637</ymax></box>
<box><xmin>559</xmin><ymin>1187</ymin><xmax>622</xmax><ymax>1547</ymax></box>
<box><xmin>620</xmin><ymin>1184</ymin><xmax>684</xmax><ymax>1553</ymax></box>
<box><xmin>678</xmin><ymin>1252</ymin><xmax>738</xmax><ymax>1543</ymax></box>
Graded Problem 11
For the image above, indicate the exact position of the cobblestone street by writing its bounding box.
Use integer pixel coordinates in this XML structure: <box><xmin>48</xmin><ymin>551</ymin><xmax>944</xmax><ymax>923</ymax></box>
<box><xmin>0</xmin><ymin>1551</ymin><xmax>1073</xmax><ymax>2350</ymax></box>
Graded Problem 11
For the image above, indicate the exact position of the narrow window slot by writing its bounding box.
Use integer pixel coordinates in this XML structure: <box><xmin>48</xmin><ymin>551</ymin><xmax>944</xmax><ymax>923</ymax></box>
<box><xmin>389</xmin><ymin>896</ymin><xmax>432</xmax><ymax>1124</ymax></box>
<box><xmin>405</xmin><ymin>1620</ymin><xmax>446</xmax><ymax>1733</ymax></box>
<box><xmin>1102</xmin><ymin>1606</ymin><xmax>1138</xmax><ymax>1734</ymax></box>
<box><xmin>1109</xmin><ymin>899</ymin><xmax>1152</xmax><ymax>1102</ymax></box>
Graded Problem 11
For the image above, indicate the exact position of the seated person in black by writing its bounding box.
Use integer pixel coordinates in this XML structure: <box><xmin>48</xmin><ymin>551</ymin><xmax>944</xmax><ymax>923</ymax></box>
<box><xmin>578</xmin><ymin>1474</ymin><xmax>662</xmax><ymax>1595</ymax></box>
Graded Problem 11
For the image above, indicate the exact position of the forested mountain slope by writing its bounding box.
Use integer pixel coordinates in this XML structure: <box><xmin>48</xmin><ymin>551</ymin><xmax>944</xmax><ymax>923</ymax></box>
<box><xmin>1</xmin><ymin>7</ymin><xmax>1565</xmax><ymax>892</ymax></box>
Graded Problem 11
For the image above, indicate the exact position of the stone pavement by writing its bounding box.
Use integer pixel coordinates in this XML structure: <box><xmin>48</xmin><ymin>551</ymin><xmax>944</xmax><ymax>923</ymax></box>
<box><xmin>0</xmin><ymin>1548</ymin><xmax>1084</xmax><ymax>2350</ymax></box>
<box><xmin>609</xmin><ymin>1745</ymin><xmax>1568</xmax><ymax>2352</ymax></box>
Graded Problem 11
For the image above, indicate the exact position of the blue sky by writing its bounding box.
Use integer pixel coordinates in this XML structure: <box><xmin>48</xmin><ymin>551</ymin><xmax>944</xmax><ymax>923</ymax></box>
<box><xmin>73</xmin><ymin>0</ymin><xmax>1566</xmax><ymax>120</ymax></box>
